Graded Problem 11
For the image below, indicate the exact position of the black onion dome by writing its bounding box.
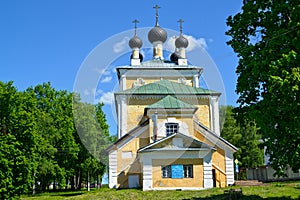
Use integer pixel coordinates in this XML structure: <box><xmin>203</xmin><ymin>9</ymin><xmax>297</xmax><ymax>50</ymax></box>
<box><xmin>129</xmin><ymin>36</ymin><xmax>143</xmax><ymax>49</ymax></box>
<box><xmin>170</xmin><ymin>52</ymin><xmax>179</xmax><ymax>62</ymax></box>
<box><xmin>175</xmin><ymin>35</ymin><xmax>189</xmax><ymax>48</ymax></box>
<box><xmin>148</xmin><ymin>26</ymin><xmax>167</xmax><ymax>43</ymax></box>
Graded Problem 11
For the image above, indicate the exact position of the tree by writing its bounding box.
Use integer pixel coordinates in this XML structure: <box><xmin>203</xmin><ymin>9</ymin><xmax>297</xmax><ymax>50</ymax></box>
<box><xmin>0</xmin><ymin>81</ymin><xmax>38</xmax><ymax>199</ymax></box>
<box><xmin>28</xmin><ymin>83</ymin><xmax>80</xmax><ymax>191</ymax></box>
<box><xmin>220</xmin><ymin>106</ymin><xmax>263</xmax><ymax>169</ymax></box>
<box><xmin>72</xmin><ymin>100</ymin><xmax>111</xmax><ymax>190</ymax></box>
<box><xmin>0</xmin><ymin>81</ymin><xmax>112</xmax><ymax>196</ymax></box>
<box><xmin>226</xmin><ymin>0</ymin><xmax>300</xmax><ymax>175</ymax></box>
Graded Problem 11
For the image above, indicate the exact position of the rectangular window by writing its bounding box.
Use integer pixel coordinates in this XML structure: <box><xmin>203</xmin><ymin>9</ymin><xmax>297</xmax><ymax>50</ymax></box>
<box><xmin>183</xmin><ymin>165</ymin><xmax>193</xmax><ymax>178</ymax></box>
<box><xmin>165</xmin><ymin>123</ymin><xmax>179</xmax><ymax>136</ymax></box>
<box><xmin>161</xmin><ymin>164</ymin><xmax>193</xmax><ymax>178</ymax></box>
<box><xmin>161</xmin><ymin>165</ymin><xmax>171</xmax><ymax>178</ymax></box>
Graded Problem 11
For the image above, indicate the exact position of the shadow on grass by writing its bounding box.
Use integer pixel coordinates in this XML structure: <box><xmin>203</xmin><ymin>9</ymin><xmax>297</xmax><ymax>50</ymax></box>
<box><xmin>183</xmin><ymin>194</ymin><xmax>296</xmax><ymax>200</ymax></box>
<box><xmin>52</xmin><ymin>192</ymin><xmax>84</xmax><ymax>197</ymax></box>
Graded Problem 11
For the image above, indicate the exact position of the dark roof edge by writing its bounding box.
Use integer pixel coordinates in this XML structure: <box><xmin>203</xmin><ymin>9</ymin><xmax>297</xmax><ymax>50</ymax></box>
<box><xmin>194</xmin><ymin>120</ymin><xmax>238</xmax><ymax>152</ymax></box>
<box><xmin>105</xmin><ymin>119</ymin><xmax>149</xmax><ymax>153</ymax></box>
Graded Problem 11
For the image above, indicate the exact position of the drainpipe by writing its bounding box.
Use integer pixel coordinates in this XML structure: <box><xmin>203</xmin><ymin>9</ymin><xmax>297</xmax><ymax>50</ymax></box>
<box><xmin>152</xmin><ymin>111</ymin><xmax>158</xmax><ymax>142</ymax></box>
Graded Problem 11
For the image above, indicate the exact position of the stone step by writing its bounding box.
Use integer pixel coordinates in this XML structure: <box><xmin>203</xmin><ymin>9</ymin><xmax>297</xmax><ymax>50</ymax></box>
<box><xmin>235</xmin><ymin>180</ymin><xmax>265</xmax><ymax>186</ymax></box>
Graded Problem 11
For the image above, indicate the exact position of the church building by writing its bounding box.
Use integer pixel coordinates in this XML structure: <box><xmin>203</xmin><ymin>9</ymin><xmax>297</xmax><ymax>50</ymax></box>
<box><xmin>106</xmin><ymin>5</ymin><xmax>237</xmax><ymax>190</ymax></box>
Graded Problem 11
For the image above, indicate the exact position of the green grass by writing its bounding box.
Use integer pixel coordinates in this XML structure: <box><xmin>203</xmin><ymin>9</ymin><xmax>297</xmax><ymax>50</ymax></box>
<box><xmin>21</xmin><ymin>181</ymin><xmax>300</xmax><ymax>200</ymax></box>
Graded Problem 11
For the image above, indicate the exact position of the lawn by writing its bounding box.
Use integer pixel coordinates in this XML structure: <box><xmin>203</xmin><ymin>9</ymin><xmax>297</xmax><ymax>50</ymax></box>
<box><xmin>21</xmin><ymin>181</ymin><xmax>300</xmax><ymax>200</ymax></box>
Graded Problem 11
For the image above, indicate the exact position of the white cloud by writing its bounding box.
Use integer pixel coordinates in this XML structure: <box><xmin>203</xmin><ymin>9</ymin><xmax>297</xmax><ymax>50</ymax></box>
<box><xmin>100</xmin><ymin>76</ymin><xmax>112</xmax><ymax>83</ymax></box>
<box><xmin>164</xmin><ymin>35</ymin><xmax>208</xmax><ymax>53</ymax></box>
<box><xmin>186</xmin><ymin>35</ymin><xmax>207</xmax><ymax>52</ymax></box>
<box><xmin>83</xmin><ymin>88</ymin><xmax>96</xmax><ymax>96</ymax></box>
<box><xmin>113</xmin><ymin>36</ymin><xmax>129</xmax><ymax>53</ymax></box>
<box><xmin>164</xmin><ymin>36</ymin><xmax>177</xmax><ymax>52</ymax></box>
<box><xmin>95</xmin><ymin>89</ymin><xmax>103</xmax><ymax>96</ymax></box>
<box><xmin>98</xmin><ymin>92</ymin><xmax>114</xmax><ymax>105</ymax></box>
<box><xmin>95</xmin><ymin>68</ymin><xmax>111</xmax><ymax>76</ymax></box>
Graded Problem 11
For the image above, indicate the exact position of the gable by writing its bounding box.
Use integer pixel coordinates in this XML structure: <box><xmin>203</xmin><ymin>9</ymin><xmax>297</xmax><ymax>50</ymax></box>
<box><xmin>138</xmin><ymin>132</ymin><xmax>215</xmax><ymax>152</ymax></box>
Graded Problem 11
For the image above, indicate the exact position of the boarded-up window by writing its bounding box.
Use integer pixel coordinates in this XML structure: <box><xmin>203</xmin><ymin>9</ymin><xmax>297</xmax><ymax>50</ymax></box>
<box><xmin>171</xmin><ymin>164</ymin><xmax>184</xmax><ymax>178</ymax></box>
<box><xmin>122</xmin><ymin>151</ymin><xmax>132</xmax><ymax>159</ymax></box>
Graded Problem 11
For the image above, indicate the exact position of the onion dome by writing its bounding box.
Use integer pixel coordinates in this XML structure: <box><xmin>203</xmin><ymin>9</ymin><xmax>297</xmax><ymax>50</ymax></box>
<box><xmin>148</xmin><ymin>26</ymin><xmax>167</xmax><ymax>43</ymax></box>
<box><xmin>129</xmin><ymin>35</ymin><xmax>143</xmax><ymax>49</ymax></box>
<box><xmin>175</xmin><ymin>35</ymin><xmax>189</xmax><ymax>48</ymax></box>
<box><xmin>170</xmin><ymin>52</ymin><xmax>179</xmax><ymax>62</ymax></box>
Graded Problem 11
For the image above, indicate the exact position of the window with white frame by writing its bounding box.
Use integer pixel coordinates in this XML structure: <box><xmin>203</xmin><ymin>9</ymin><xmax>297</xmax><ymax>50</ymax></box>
<box><xmin>161</xmin><ymin>164</ymin><xmax>193</xmax><ymax>178</ymax></box>
<box><xmin>183</xmin><ymin>165</ymin><xmax>193</xmax><ymax>178</ymax></box>
<box><xmin>161</xmin><ymin>165</ymin><xmax>172</xmax><ymax>178</ymax></box>
<box><xmin>165</xmin><ymin>123</ymin><xmax>179</xmax><ymax>136</ymax></box>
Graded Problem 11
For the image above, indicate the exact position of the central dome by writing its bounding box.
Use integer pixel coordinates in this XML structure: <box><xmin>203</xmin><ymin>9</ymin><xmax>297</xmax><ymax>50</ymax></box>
<box><xmin>148</xmin><ymin>26</ymin><xmax>167</xmax><ymax>43</ymax></box>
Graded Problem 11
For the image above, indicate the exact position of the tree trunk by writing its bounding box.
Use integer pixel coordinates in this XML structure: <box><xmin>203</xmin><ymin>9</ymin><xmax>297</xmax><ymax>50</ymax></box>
<box><xmin>87</xmin><ymin>170</ymin><xmax>90</xmax><ymax>191</ymax></box>
<box><xmin>96</xmin><ymin>174</ymin><xmax>100</xmax><ymax>189</ymax></box>
<box><xmin>53</xmin><ymin>177</ymin><xmax>56</xmax><ymax>191</ymax></box>
<box><xmin>70</xmin><ymin>175</ymin><xmax>75</xmax><ymax>190</ymax></box>
<box><xmin>77</xmin><ymin>170</ymin><xmax>82</xmax><ymax>190</ymax></box>
<box><xmin>32</xmin><ymin>173</ymin><xmax>36</xmax><ymax>195</ymax></box>
<box><xmin>65</xmin><ymin>177</ymin><xmax>68</xmax><ymax>190</ymax></box>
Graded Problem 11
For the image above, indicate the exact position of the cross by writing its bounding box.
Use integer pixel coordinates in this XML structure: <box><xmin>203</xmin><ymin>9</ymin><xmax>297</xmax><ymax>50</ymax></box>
<box><xmin>177</xmin><ymin>19</ymin><xmax>184</xmax><ymax>35</ymax></box>
<box><xmin>132</xmin><ymin>19</ymin><xmax>139</xmax><ymax>35</ymax></box>
<box><xmin>153</xmin><ymin>4</ymin><xmax>161</xmax><ymax>26</ymax></box>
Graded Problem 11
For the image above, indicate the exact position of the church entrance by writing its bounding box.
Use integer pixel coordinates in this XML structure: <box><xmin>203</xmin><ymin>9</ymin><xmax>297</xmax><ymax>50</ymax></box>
<box><xmin>212</xmin><ymin>169</ymin><xmax>216</xmax><ymax>187</ymax></box>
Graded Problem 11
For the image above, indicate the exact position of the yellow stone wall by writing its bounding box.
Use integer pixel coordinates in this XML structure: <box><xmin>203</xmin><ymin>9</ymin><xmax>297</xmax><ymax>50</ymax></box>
<box><xmin>184</xmin><ymin>98</ymin><xmax>211</xmax><ymax>128</ymax></box>
<box><xmin>126</xmin><ymin>97</ymin><xmax>210</xmax><ymax>135</ymax></box>
<box><xmin>212</xmin><ymin>148</ymin><xmax>226</xmax><ymax>187</ymax></box>
<box><xmin>152</xmin><ymin>158</ymin><xmax>203</xmax><ymax>188</ymax></box>
<box><xmin>126</xmin><ymin>98</ymin><xmax>157</xmax><ymax>132</ymax></box>
<box><xmin>193</xmin><ymin>129</ymin><xmax>227</xmax><ymax>188</ymax></box>
<box><xmin>116</xmin><ymin>129</ymin><xmax>150</xmax><ymax>188</ymax></box>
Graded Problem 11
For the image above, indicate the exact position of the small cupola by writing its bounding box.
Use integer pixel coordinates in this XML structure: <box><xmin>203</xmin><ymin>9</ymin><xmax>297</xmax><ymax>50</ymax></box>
<box><xmin>148</xmin><ymin>5</ymin><xmax>167</xmax><ymax>60</ymax></box>
<box><xmin>171</xmin><ymin>19</ymin><xmax>189</xmax><ymax>65</ymax></box>
<box><xmin>129</xmin><ymin>19</ymin><xmax>143</xmax><ymax>66</ymax></box>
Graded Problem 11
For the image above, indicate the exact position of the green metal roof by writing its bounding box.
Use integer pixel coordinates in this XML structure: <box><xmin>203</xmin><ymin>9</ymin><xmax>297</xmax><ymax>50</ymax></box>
<box><xmin>146</xmin><ymin>95</ymin><xmax>196</xmax><ymax>109</ymax></box>
<box><xmin>116</xmin><ymin>79</ymin><xmax>220</xmax><ymax>95</ymax></box>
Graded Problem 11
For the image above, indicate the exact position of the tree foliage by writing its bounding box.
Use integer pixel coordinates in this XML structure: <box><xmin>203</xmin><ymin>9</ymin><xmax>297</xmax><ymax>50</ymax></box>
<box><xmin>0</xmin><ymin>81</ymin><xmax>113</xmax><ymax>199</ymax></box>
<box><xmin>226</xmin><ymin>0</ymin><xmax>300</xmax><ymax>174</ymax></box>
<box><xmin>220</xmin><ymin>106</ymin><xmax>264</xmax><ymax>169</ymax></box>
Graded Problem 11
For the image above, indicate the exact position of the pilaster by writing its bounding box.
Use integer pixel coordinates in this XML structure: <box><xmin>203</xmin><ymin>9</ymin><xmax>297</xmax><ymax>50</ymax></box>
<box><xmin>203</xmin><ymin>152</ymin><xmax>213</xmax><ymax>188</ymax></box>
<box><xmin>210</xmin><ymin>96</ymin><xmax>220</xmax><ymax>136</ymax></box>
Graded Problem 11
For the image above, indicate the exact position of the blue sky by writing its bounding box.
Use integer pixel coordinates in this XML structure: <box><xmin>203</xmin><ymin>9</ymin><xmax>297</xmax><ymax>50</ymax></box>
<box><xmin>0</xmin><ymin>0</ymin><xmax>243</xmax><ymax>135</ymax></box>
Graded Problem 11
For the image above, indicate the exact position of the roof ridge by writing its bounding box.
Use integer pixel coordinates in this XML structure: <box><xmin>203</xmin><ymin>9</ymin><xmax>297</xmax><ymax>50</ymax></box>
<box><xmin>146</xmin><ymin>95</ymin><xmax>196</xmax><ymax>109</ymax></box>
